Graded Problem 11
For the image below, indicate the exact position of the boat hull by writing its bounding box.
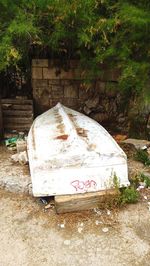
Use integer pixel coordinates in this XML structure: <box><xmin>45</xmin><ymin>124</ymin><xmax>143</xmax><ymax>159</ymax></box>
<box><xmin>28</xmin><ymin>103</ymin><xmax>129</xmax><ymax>196</ymax></box>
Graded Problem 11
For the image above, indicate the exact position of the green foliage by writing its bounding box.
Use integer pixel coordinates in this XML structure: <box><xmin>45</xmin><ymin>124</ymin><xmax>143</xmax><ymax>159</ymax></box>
<box><xmin>0</xmin><ymin>0</ymin><xmax>150</xmax><ymax>95</ymax></box>
<box><xmin>119</xmin><ymin>186</ymin><xmax>139</xmax><ymax>205</ymax></box>
<box><xmin>113</xmin><ymin>173</ymin><xmax>120</xmax><ymax>190</ymax></box>
<box><xmin>139</xmin><ymin>173</ymin><xmax>150</xmax><ymax>187</ymax></box>
<box><xmin>134</xmin><ymin>149</ymin><xmax>150</xmax><ymax>166</ymax></box>
<box><xmin>113</xmin><ymin>174</ymin><xmax>139</xmax><ymax>205</ymax></box>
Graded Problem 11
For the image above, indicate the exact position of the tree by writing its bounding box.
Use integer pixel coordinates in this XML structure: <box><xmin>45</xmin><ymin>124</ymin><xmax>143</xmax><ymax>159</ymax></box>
<box><xmin>0</xmin><ymin>0</ymin><xmax>150</xmax><ymax>97</ymax></box>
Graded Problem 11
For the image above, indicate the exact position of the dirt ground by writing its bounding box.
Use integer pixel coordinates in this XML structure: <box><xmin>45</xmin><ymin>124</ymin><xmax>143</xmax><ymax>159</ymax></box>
<box><xmin>0</xmin><ymin>188</ymin><xmax>150</xmax><ymax>266</ymax></box>
<box><xmin>0</xmin><ymin>144</ymin><xmax>150</xmax><ymax>266</ymax></box>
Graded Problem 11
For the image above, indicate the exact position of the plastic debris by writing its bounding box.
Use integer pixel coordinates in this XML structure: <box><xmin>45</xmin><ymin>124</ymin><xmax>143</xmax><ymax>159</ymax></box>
<box><xmin>95</xmin><ymin>220</ymin><xmax>103</xmax><ymax>225</ymax></box>
<box><xmin>137</xmin><ymin>185</ymin><xmax>145</xmax><ymax>191</ymax></box>
<box><xmin>141</xmin><ymin>145</ymin><xmax>148</xmax><ymax>150</ymax></box>
<box><xmin>102</xmin><ymin>227</ymin><xmax>109</xmax><ymax>233</ymax></box>
<box><xmin>11</xmin><ymin>151</ymin><xmax>28</xmax><ymax>165</ymax></box>
<box><xmin>44</xmin><ymin>203</ymin><xmax>54</xmax><ymax>209</ymax></box>
<box><xmin>16</xmin><ymin>139</ymin><xmax>27</xmax><ymax>153</ymax></box>
<box><xmin>144</xmin><ymin>196</ymin><xmax>148</xmax><ymax>200</ymax></box>
<box><xmin>78</xmin><ymin>227</ymin><xmax>83</xmax><ymax>233</ymax></box>
<box><xmin>94</xmin><ymin>208</ymin><xmax>102</xmax><ymax>215</ymax></box>
<box><xmin>139</xmin><ymin>182</ymin><xmax>146</xmax><ymax>187</ymax></box>
<box><xmin>78</xmin><ymin>222</ymin><xmax>84</xmax><ymax>227</ymax></box>
<box><xmin>39</xmin><ymin>198</ymin><xmax>48</xmax><ymax>205</ymax></box>
<box><xmin>64</xmin><ymin>240</ymin><xmax>70</xmax><ymax>245</ymax></box>
<box><xmin>5</xmin><ymin>137</ymin><xmax>18</xmax><ymax>147</ymax></box>
<box><xmin>60</xmin><ymin>224</ymin><xmax>65</xmax><ymax>229</ymax></box>
<box><xmin>58</xmin><ymin>223</ymin><xmax>65</xmax><ymax>229</ymax></box>
<box><xmin>107</xmin><ymin>210</ymin><xmax>111</xmax><ymax>216</ymax></box>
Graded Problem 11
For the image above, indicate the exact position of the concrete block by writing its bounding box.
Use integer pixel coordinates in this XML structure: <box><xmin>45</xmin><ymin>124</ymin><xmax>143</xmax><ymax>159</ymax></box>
<box><xmin>49</xmin><ymin>98</ymin><xmax>63</xmax><ymax>107</ymax></box>
<box><xmin>32</xmin><ymin>79</ymin><xmax>48</xmax><ymax>88</ymax></box>
<box><xmin>101</xmin><ymin>69</ymin><xmax>121</xmax><ymax>82</ymax></box>
<box><xmin>60</xmin><ymin>69</ymin><xmax>74</xmax><ymax>79</ymax></box>
<box><xmin>60</xmin><ymin>80</ymin><xmax>72</xmax><ymax>86</ymax></box>
<box><xmin>79</xmin><ymin>88</ymin><xmax>89</xmax><ymax>100</ymax></box>
<box><xmin>48</xmin><ymin>79</ymin><xmax>61</xmax><ymax>86</ymax></box>
<box><xmin>62</xmin><ymin>98</ymin><xmax>79</xmax><ymax>108</ymax></box>
<box><xmin>105</xmin><ymin>82</ymin><xmax>118</xmax><ymax>97</ymax></box>
<box><xmin>64</xmin><ymin>85</ymin><xmax>78</xmax><ymax>98</ymax></box>
<box><xmin>32</xmin><ymin>59</ymin><xmax>48</xmax><ymax>67</ymax></box>
<box><xmin>69</xmin><ymin>60</ymin><xmax>78</xmax><ymax>69</ymax></box>
<box><xmin>32</xmin><ymin>67</ymin><xmax>43</xmax><ymax>79</ymax></box>
<box><xmin>43</xmin><ymin>67</ymin><xmax>59</xmax><ymax>79</ymax></box>
<box><xmin>96</xmin><ymin>81</ymin><xmax>106</xmax><ymax>94</ymax></box>
<box><xmin>51</xmin><ymin>85</ymin><xmax>64</xmax><ymax>98</ymax></box>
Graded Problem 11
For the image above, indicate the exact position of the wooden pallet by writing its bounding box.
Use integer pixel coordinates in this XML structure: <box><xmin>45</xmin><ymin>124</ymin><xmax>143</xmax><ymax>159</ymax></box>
<box><xmin>55</xmin><ymin>189</ymin><xmax>118</xmax><ymax>214</ymax></box>
<box><xmin>1</xmin><ymin>98</ymin><xmax>33</xmax><ymax>132</ymax></box>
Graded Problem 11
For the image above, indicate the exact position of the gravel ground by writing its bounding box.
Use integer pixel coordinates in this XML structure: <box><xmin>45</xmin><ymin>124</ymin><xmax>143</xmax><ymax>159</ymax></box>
<box><xmin>0</xmin><ymin>189</ymin><xmax>150</xmax><ymax>266</ymax></box>
<box><xmin>0</xmin><ymin>145</ymin><xmax>31</xmax><ymax>194</ymax></box>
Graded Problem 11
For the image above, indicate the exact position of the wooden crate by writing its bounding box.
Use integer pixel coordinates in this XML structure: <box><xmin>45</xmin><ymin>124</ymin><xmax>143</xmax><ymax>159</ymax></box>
<box><xmin>1</xmin><ymin>98</ymin><xmax>33</xmax><ymax>132</ymax></box>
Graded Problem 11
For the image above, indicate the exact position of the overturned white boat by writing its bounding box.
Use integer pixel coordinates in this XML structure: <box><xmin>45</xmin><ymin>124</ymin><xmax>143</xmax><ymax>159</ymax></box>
<box><xmin>28</xmin><ymin>103</ymin><xmax>129</xmax><ymax>196</ymax></box>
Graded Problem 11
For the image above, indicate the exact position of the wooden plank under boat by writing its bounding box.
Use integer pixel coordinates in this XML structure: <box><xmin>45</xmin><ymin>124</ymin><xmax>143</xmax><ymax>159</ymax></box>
<box><xmin>27</xmin><ymin>103</ymin><xmax>129</xmax><ymax>197</ymax></box>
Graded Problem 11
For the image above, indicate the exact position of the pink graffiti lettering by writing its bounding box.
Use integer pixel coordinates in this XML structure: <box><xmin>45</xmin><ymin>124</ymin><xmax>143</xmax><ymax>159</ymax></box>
<box><xmin>71</xmin><ymin>180</ymin><xmax>97</xmax><ymax>192</ymax></box>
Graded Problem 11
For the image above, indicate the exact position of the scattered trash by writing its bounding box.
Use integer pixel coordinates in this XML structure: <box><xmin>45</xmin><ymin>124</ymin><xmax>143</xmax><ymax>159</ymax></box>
<box><xmin>5</xmin><ymin>137</ymin><xmax>18</xmax><ymax>147</ymax></box>
<box><xmin>107</xmin><ymin>210</ymin><xmax>111</xmax><ymax>216</ymax></box>
<box><xmin>5</xmin><ymin>132</ymin><xmax>27</xmax><ymax>152</ymax></box>
<box><xmin>59</xmin><ymin>223</ymin><xmax>65</xmax><ymax>229</ymax></box>
<box><xmin>144</xmin><ymin>196</ymin><xmax>148</xmax><ymax>200</ymax></box>
<box><xmin>78</xmin><ymin>222</ymin><xmax>84</xmax><ymax>227</ymax></box>
<box><xmin>137</xmin><ymin>185</ymin><xmax>145</xmax><ymax>191</ymax></box>
<box><xmin>78</xmin><ymin>227</ymin><xmax>83</xmax><ymax>233</ymax></box>
<box><xmin>16</xmin><ymin>139</ymin><xmax>27</xmax><ymax>153</ymax></box>
<box><xmin>44</xmin><ymin>203</ymin><xmax>54</xmax><ymax>209</ymax></box>
<box><xmin>94</xmin><ymin>208</ymin><xmax>101</xmax><ymax>215</ymax></box>
<box><xmin>102</xmin><ymin>227</ymin><xmax>109</xmax><ymax>233</ymax></box>
<box><xmin>39</xmin><ymin>198</ymin><xmax>48</xmax><ymax>205</ymax></box>
<box><xmin>95</xmin><ymin>220</ymin><xmax>103</xmax><ymax>225</ymax></box>
<box><xmin>139</xmin><ymin>182</ymin><xmax>146</xmax><ymax>187</ymax></box>
<box><xmin>141</xmin><ymin>145</ymin><xmax>148</xmax><ymax>150</ymax></box>
<box><xmin>64</xmin><ymin>240</ymin><xmax>70</xmax><ymax>245</ymax></box>
<box><xmin>11</xmin><ymin>151</ymin><xmax>28</xmax><ymax>165</ymax></box>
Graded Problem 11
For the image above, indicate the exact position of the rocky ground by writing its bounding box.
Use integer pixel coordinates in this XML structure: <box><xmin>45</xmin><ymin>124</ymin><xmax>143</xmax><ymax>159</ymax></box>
<box><xmin>0</xmin><ymin>145</ymin><xmax>31</xmax><ymax>194</ymax></box>
<box><xmin>0</xmin><ymin>144</ymin><xmax>150</xmax><ymax>266</ymax></box>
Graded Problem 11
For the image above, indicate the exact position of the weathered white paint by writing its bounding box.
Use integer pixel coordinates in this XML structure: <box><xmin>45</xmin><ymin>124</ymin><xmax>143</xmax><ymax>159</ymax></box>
<box><xmin>28</xmin><ymin>103</ymin><xmax>129</xmax><ymax>196</ymax></box>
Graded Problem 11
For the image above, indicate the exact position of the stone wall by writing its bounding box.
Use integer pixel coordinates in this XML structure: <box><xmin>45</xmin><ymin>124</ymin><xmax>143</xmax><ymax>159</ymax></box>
<box><xmin>32</xmin><ymin>59</ymin><xmax>150</xmax><ymax>137</ymax></box>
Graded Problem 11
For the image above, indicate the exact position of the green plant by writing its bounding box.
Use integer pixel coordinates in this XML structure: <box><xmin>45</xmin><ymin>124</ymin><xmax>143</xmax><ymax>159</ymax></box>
<box><xmin>129</xmin><ymin>174</ymin><xmax>141</xmax><ymax>187</ymax></box>
<box><xmin>113</xmin><ymin>173</ymin><xmax>120</xmax><ymax>190</ymax></box>
<box><xmin>139</xmin><ymin>173</ymin><xmax>150</xmax><ymax>187</ymax></box>
<box><xmin>119</xmin><ymin>186</ymin><xmax>139</xmax><ymax>205</ymax></box>
<box><xmin>112</xmin><ymin>174</ymin><xmax>139</xmax><ymax>205</ymax></box>
<box><xmin>134</xmin><ymin>149</ymin><xmax>150</xmax><ymax>166</ymax></box>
